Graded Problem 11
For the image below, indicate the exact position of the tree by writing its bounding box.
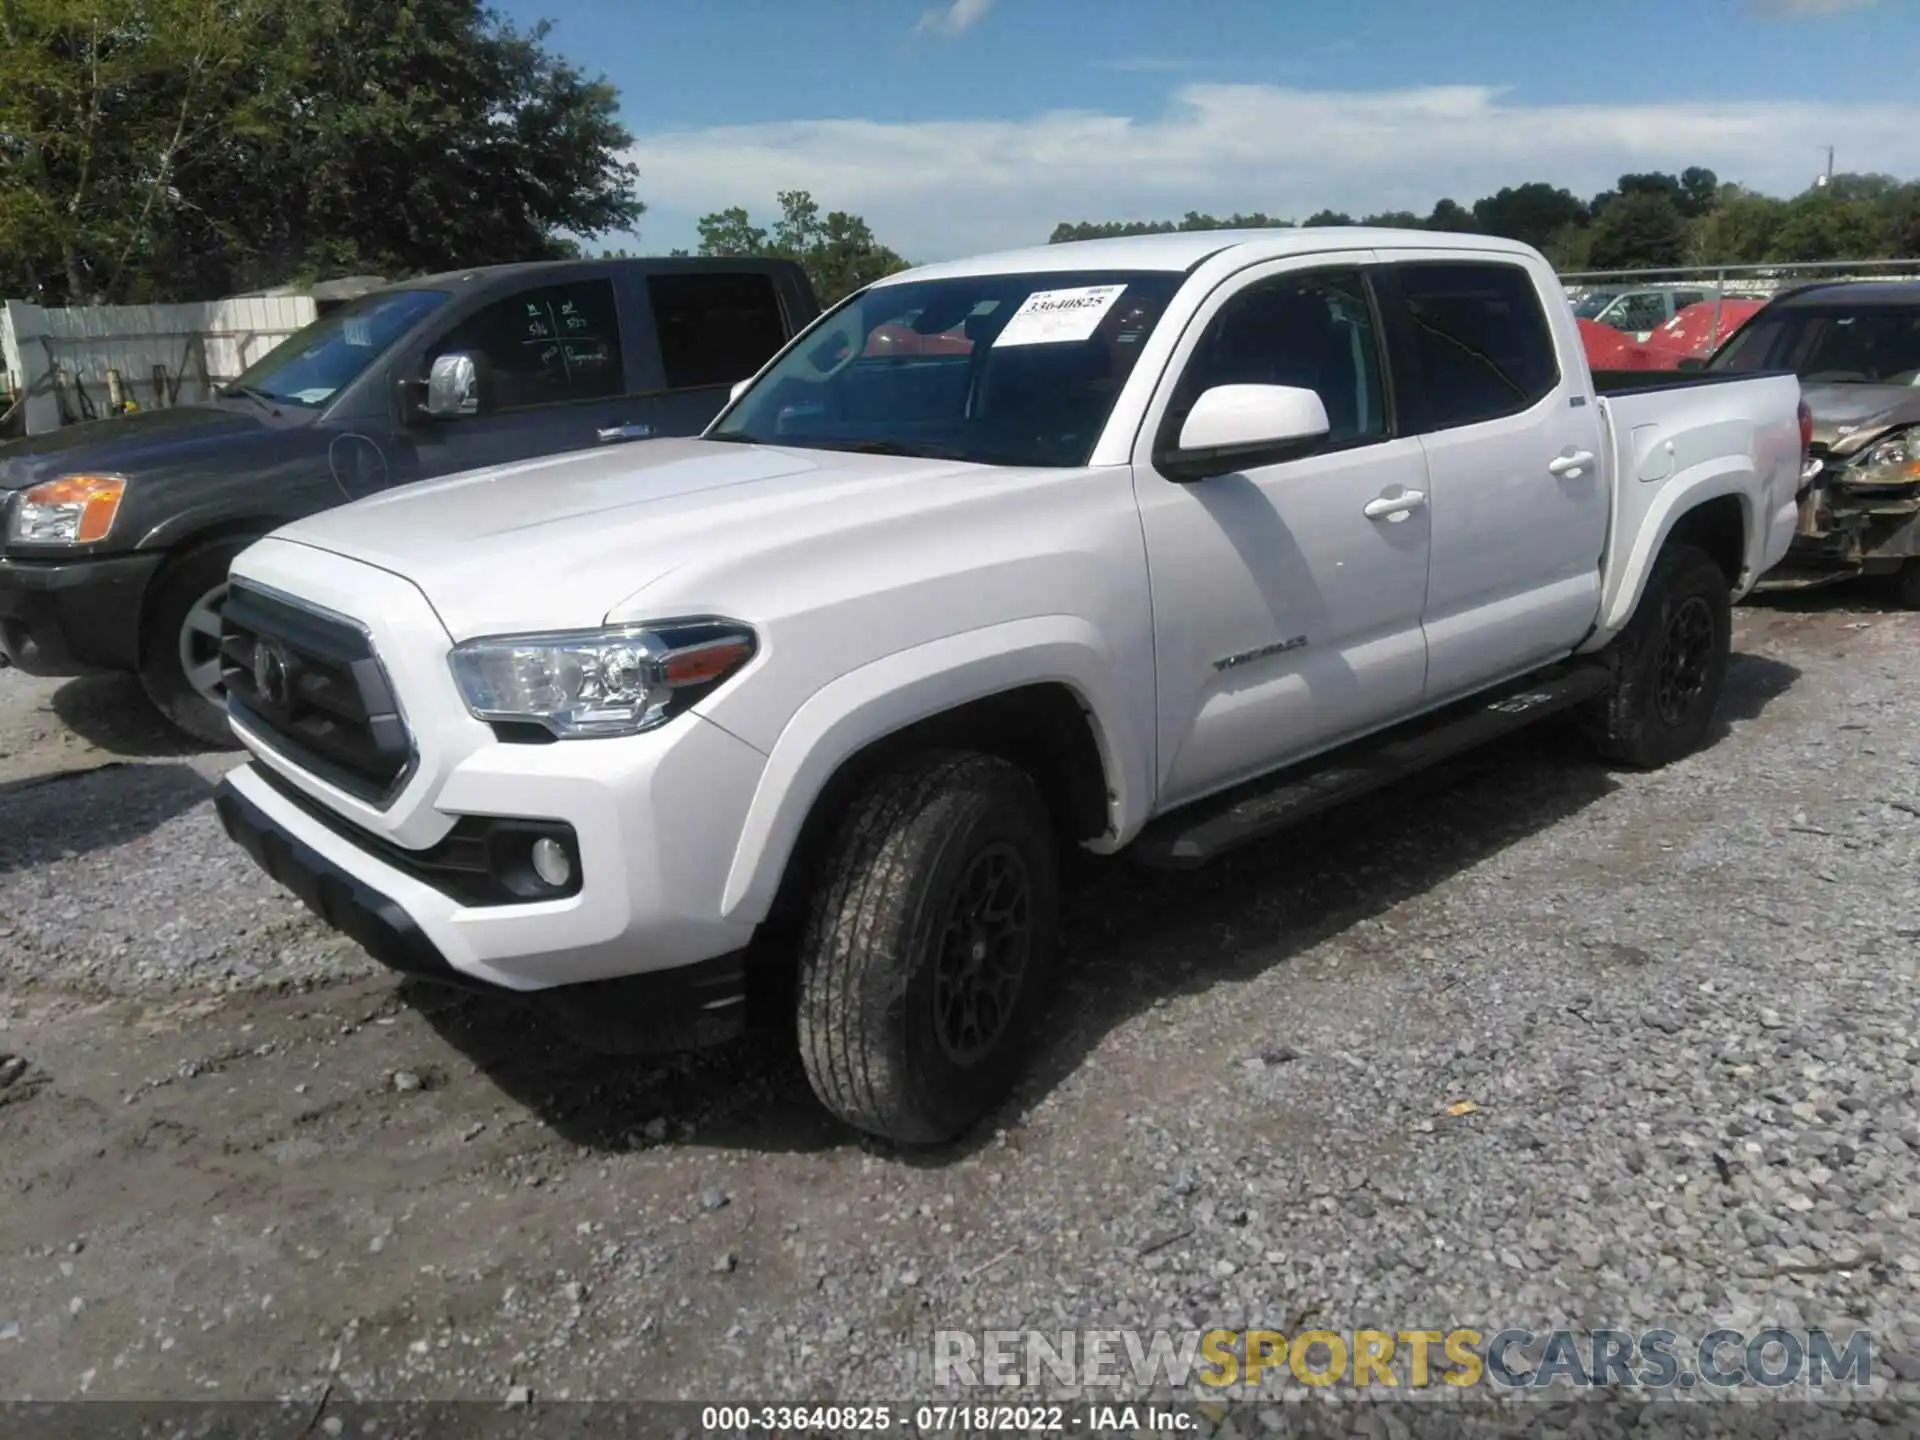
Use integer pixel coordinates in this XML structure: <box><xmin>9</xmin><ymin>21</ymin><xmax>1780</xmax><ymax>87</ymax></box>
<box><xmin>695</xmin><ymin>191</ymin><xmax>907</xmax><ymax>304</ymax></box>
<box><xmin>1767</xmin><ymin>193</ymin><xmax>1885</xmax><ymax>263</ymax></box>
<box><xmin>1585</xmin><ymin>191</ymin><xmax>1690</xmax><ymax>270</ymax></box>
<box><xmin>0</xmin><ymin>0</ymin><xmax>287</xmax><ymax>302</ymax></box>
<box><xmin>1471</xmin><ymin>183</ymin><xmax>1587</xmax><ymax>251</ymax></box>
<box><xmin>1301</xmin><ymin>209</ymin><xmax>1354</xmax><ymax>227</ymax></box>
<box><xmin>1425</xmin><ymin>198</ymin><xmax>1478</xmax><ymax>233</ymax></box>
<box><xmin>1692</xmin><ymin>190</ymin><xmax>1787</xmax><ymax>266</ymax></box>
<box><xmin>0</xmin><ymin>0</ymin><xmax>644</xmax><ymax>305</ymax></box>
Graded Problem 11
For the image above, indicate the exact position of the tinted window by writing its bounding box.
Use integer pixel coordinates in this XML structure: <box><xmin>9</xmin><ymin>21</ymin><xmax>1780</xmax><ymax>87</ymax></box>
<box><xmin>712</xmin><ymin>269</ymin><xmax>1181</xmax><ymax>468</ymax></box>
<box><xmin>428</xmin><ymin>280</ymin><xmax>624</xmax><ymax>409</ymax></box>
<box><xmin>1398</xmin><ymin>262</ymin><xmax>1559</xmax><ymax>429</ymax></box>
<box><xmin>1608</xmin><ymin>292</ymin><xmax>1670</xmax><ymax>333</ymax></box>
<box><xmin>1709</xmin><ymin>305</ymin><xmax>1920</xmax><ymax>385</ymax></box>
<box><xmin>650</xmin><ymin>271</ymin><xmax>789</xmax><ymax>390</ymax></box>
<box><xmin>1171</xmin><ymin>269</ymin><xmax>1386</xmax><ymax>446</ymax></box>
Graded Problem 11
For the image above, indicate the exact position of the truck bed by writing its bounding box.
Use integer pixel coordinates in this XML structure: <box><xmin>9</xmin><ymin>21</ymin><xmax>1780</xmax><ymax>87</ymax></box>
<box><xmin>1590</xmin><ymin>367</ymin><xmax>1795</xmax><ymax>397</ymax></box>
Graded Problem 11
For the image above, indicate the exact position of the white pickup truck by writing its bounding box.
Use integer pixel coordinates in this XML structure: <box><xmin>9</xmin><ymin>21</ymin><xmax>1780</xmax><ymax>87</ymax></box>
<box><xmin>212</xmin><ymin>229</ymin><xmax>1806</xmax><ymax>1145</ymax></box>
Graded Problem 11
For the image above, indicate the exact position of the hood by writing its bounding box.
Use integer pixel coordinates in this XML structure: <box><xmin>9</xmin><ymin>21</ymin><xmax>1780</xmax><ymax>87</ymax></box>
<box><xmin>1801</xmin><ymin>383</ymin><xmax>1920</xmax><ymax>456</ymax></box>
<box><xmin>268</xmin><ymin>437</ymin><xmax>990</xmax><ymax>638</ymax></box>
<box><xmin>0</xmin><ymin>403</ymin><xmax>272</xmax><ymax>491</ymax></box>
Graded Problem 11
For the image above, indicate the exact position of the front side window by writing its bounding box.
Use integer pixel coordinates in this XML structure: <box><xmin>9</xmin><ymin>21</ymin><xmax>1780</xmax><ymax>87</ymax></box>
<box><xmin>427</xmin><ymin>280</ymin><xmax>625</xmax><ymax>409</ymax></box>
<box><xmin>1608</xmin><ymin>292</ymin><xmax>1671</xmax><ymax>334</ymax></box>
<box><xmin>711</xmin><ymin>269</ymin><xmax>1182</xmax><ymax>467</ymax></box>
<box><xmin>649</xmin><ymin>271</ymin><xmax>789</xmax><ymax>390</ymax></box>
<box><xmin>1168</xmin><ymin>269</ymin><xmax>1387</xmax><ymax>448</ymax></box>
<box><xmin>1398</xmin><ymin>261</ymin><xmax>1559</xmax><ymax>430</ymax></box>
<box><xmin>229</xmin><ymin>288</ymin><xmax>450</xmax><ymax>407</ymax></box>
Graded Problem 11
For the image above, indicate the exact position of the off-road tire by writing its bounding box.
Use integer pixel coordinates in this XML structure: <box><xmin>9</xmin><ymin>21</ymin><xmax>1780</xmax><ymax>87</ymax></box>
<box><xmin>1578</xmin><ymin>542</ymin><xmax>1731</xmax><ymax>770</ymax></box>
<box><xmin>138</xmin><ymin>538</ymin><xmax>254</xmax><ymax>749</ymax></box>
<box><xmin>796</xmin><ymin>751</ymin><xmax>1059</xmax><ymax>1146</ymax></box>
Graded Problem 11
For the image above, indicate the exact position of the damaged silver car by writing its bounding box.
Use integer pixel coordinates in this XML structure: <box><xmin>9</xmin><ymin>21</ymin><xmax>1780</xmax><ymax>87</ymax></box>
<box><xmin>1712</xmin><ymin>282</ymin><xmax>1920</xmax><ymax>606</ymax></box>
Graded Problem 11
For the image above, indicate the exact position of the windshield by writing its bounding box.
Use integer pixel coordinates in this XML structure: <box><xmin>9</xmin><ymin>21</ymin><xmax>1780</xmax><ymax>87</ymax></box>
<box><xmin>1571</xmin><ymin>291</ymin><xmax>1619</xmax><ymax>319</ymax></box>
<box><xmin>228</xmin><ymin>288</ymin><xmax>451</xmax><ymax>407</ymax></box>
<box><xmin>1708</xmin><ymin>305</ymin><xmax>1920</xmax><ymax>386</ymax></box>
<box><xmin>710</xmin><ymin>270</ymin><xmax>1183</xmax><ymax>467</ymax></box>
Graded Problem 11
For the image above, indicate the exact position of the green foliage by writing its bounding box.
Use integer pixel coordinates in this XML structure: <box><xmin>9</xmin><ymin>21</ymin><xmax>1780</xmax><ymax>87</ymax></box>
<box><xmin>0</xmin><ymin>0</ymin><xmax>644</xmax><ymax>304</ymax></box>
<box><xmin>693</xmin><ymin>191</ymin><xmax>907</xmax><ymax>305</ymax></box>
<box><xmin>1046</xmin><ymin>166</ymin><xmax>1920</xmax><ymax>271</ymax></box>
<box><xmin>1587</xmin><ymin>191</ymin><xmax>1691</xmax><ymax>270</ymax></box>
<box><xmin>1048</xmin><ymin>211</ymin><xmax>1294</xmax><ymax>242</ymax></box>
<box><xmin>1471</xmin><ymin>184</ymin><xmax>1587</xmax><ymax>251</ymax></box>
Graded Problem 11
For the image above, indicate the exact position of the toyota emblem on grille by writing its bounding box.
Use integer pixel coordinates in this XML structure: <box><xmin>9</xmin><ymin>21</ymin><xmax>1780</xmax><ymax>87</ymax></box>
<box><xmin>253</xmin><ymin>640</ymin><xmax>294</xmax><ymax>712</ymax></box>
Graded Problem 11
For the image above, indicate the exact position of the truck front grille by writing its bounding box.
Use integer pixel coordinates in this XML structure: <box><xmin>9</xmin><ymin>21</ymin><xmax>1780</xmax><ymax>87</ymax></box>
<box><xmin>220</xmin><ymin>583</ymin><xmax>414</xmax><ymax>806</ymax></box>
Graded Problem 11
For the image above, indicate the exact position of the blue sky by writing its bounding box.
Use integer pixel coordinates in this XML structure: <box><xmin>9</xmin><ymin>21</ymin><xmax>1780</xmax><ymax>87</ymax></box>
<box><xmin>491</xmin><ymin>0</ymin><xmax>1918</xmax><ymax>260</ymax></box>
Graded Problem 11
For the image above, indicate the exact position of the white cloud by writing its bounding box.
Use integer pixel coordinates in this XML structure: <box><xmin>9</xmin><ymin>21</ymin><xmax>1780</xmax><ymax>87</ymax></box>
<box><xmin>1748</xmin><ymin>0</ymin><xmax>1881</xmax><ymax>13</ymax></box>
<box><xmin>915</xmin><ymin>0</ymin><xmax>992</xmax><ymax>38</ymax></box>
<box><xmin>625</xmin><ymin>82</ymin><xmax>1920</xmax><ymax>260</ymax></box>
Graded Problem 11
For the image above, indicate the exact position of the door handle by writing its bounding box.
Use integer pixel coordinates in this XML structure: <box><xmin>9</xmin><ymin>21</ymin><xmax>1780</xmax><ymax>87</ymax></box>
<box><xmin>1363</xmin><ymin>490</ymin><xmax>1427</xmax><ymax>521</ymax></box>
<box><xmin>596</xmin><ymin>423</ymin><xmax>653</xmax><ymax>444</ymax></box>
<box><xmin>1549</xmin><ymin>450</ymin><xmax>1596</xmax><ymax>478</ymax></box>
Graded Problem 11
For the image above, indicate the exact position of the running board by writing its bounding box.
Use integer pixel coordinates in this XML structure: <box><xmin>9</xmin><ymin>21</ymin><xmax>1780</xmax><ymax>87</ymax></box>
<box><xmin>1130</xmin><ymin>663</ymin><xmax>1614</xmax><ymax>870</ymax></box>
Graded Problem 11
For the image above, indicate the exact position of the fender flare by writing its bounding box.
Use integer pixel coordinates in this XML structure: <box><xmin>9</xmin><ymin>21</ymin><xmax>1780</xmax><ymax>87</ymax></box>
<box><xmin>716</xmin><ymin>615</ymin><xmax>1150</xmax><ymax>924</ymax></box>
<box><xmin>1585</xmin><ymin>461</ymin><xmax>1756</xmax><ymax>649</ymax></box>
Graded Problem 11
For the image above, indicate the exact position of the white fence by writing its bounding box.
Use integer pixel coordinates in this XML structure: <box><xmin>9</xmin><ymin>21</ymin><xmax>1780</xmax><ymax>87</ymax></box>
<box><xmin>0</xmin><ymin>295</ymin><xmax>315</xmax><ymax>436</ymax></box>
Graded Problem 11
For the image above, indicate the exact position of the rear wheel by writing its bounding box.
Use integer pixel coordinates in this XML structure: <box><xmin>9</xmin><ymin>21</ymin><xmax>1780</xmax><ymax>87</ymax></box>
<box><xmin>1578</xmin><ymin>542</ymin><xmax>1731</xmax><ymax>769</ymax></box>
<box><xmin>796</xmin><ymin>751</ymin><xmax>1059</xmax><ymax>1146</ymax></box>
<box><xmin>138</xmin><ymin>539</ymin><xmax>254</xmax><ymax>749</ymax></box>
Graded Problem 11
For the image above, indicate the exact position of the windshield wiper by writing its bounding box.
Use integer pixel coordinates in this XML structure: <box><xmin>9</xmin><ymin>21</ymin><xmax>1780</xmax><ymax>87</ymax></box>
<box><xmin>222</xmin><ymin>384</ymin><xmax>281</xmax><ymax>416</ymax></box>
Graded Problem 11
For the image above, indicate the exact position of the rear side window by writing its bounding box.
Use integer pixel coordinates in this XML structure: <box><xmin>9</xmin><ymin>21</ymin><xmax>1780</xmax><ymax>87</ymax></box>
<box><xmin>649</xmin><ymin>272</ymin><xmax>790</xmax><ymax>390</ymax></box>
<box><xmin>1397</xmin><ymin>262</ymin><xmax>1559</xmax><ymax>430</ymax></box>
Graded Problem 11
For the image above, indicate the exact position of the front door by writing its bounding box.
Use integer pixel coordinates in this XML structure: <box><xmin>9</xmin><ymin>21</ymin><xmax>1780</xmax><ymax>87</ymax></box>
<box><xmin>393</xmin><ymin>275</ymin><xmax>654</xmax><ymax>484</ymax></box>
<box><xmin>1132</xmin><ymin>257</ymin><xmax>1434</xmax><ymax>809</ymax></box>
<box><xmin>1374</xmin><ymin>255</ymin><xmax>1609</xmax><ymax>703</ymax></box>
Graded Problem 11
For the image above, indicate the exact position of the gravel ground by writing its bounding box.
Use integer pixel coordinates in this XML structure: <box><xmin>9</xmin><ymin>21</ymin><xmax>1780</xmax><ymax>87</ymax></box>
<box><xmin>2</xmin><ymin>593</ymin><xmax>1919</xmax><ymax>1426</ymax></box>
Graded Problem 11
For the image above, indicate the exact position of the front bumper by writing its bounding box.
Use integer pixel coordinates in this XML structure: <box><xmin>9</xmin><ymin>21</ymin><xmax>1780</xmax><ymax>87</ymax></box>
<box><xmin>0</xmin><ymin>552</ymin><xmax>163</xmax><ymax>675</ymax></box>
<box><xmin>215</xmin><ymin>776</ymin><xmax>750</xmax><ymax>1048</ymax></box>
<box><xmin>1751</xmin><ymin>469</ymin><xmax>1920</xmax><ymax>590</ymax></box>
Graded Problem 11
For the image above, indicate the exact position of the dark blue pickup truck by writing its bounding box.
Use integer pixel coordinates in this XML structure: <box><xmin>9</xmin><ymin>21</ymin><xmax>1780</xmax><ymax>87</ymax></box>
<box><xmin>0</xmin><ymin>256</ymin><xmax>818</xmax><ymax>742</ymax></box>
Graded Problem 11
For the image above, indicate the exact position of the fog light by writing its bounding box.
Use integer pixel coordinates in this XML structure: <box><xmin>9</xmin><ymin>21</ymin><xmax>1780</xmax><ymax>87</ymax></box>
<box><xmin>530</xmin><ymin>836</ymin><xmax>573</xmax><ymax>890</ymax></box>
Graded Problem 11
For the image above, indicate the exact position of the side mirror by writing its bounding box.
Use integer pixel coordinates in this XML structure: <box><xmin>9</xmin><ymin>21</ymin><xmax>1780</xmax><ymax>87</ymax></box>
<box><xmin>424</xmin><ymin>352</ymin><xmax>484</xmax><ymax>419</ymax></box>
<box><xmin>1675</xmin><ymin>356</ymin><xmax>1706</xmax><ymax>373</ymax></box>
<box><xmin>729</xmin><ymin>378</ymin><xmax>752</xmax><ymax>404</ymax></box>
<box><xmin>1161</xmin><ymin>384</ymin><xmax>1331</xmax><ymax>482</ymax></box>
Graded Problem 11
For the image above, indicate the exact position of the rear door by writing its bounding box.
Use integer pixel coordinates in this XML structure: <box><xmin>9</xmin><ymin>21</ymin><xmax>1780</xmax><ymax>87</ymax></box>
<box><xmin>636</xmin><ymin>269</ymin><xmax>801</xmax><ymax>436</ymax></box>
<box><xmin>392</xmin><ymin>273</ymin><xmax>651</xmax><ymax>481</ymax></box>
<box><xmin>1373</xmin><ymin>254</ymin><xmax>1609</xmax><ymax>702</ymax></box>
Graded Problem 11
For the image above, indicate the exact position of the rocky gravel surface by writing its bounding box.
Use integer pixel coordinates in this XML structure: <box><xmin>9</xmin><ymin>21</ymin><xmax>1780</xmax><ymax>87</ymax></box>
<box><xmin>2</xmin><ymin>593</ymin><xmax>1919</xmax><ymax>1430</ymax></box>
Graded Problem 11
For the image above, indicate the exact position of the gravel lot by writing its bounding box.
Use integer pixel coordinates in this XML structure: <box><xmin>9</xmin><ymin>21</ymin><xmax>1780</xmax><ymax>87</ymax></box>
<box><xmin>2</xmin><ymin>593</ymin><xmax>1919</xmax><ymax>1422</ymax></box>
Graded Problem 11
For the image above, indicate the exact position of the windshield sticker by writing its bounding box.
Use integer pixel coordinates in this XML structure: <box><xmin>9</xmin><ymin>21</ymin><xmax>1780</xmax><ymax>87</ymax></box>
<box><xmin>992</xmin><ymin>285</ymin><xmax>1129</xmax><ymax>348</ymax></box>
<box><xmin>343</xmin><ymin>317</ymin><xmax>373</xmax><ymax>347</ymax></box>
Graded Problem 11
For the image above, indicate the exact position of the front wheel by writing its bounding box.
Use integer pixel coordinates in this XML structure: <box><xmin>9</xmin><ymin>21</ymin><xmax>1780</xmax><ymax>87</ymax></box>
<box><xmin>1578</xmin><ymin>542</ymin><xmax>1731</xmax><ymax>769</ymax></box>
<box><xmin>796</xmin><ymin>751</ymin><xmax>1059</xmax><ymax>1146</ymax></box>
<box><xmin>138</xmin><ymin>539</ymin><xmax>255</xmax><ymax>749</ymax></box>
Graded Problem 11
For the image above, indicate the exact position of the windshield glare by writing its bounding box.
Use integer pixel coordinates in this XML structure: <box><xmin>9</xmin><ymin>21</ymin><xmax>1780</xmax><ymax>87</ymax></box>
<box><xmin>1710</xmin><ymin>306</ymin><xmax>1920</xmax><ymax>386</ymax></box>
<box><xmin>229</xmin><ymin>288</ymin><xmax>450</xmax><ymax>407</ymax></box>
<box><xmin>711</xmin><ymin>270</ymin><xmax>1183</xmax><ymax>467</ymax></box>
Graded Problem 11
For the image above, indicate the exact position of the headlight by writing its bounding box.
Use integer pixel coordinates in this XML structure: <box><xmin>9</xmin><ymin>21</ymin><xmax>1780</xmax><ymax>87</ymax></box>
<box><xmin>7</xmin><ymin>474</ymin><xmax>127</xmax><ymax>545</ymax></box>
<box><xmin>448</xmin><ymin>619</ymin><xmax>757</xmax><ymax>739</ymax></box>
<box><xmin>1846</xmin><ymin>429</ymin><xmax>1920</xmax><ymax>489</ymax></box>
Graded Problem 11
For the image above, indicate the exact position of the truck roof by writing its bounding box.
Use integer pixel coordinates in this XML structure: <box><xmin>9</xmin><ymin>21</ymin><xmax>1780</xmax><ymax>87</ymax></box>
<box><xmin>393</xmin><ymin>255</ymin><xmax>807</xmax><ymax>293</ymax></box>
<box><xmin>880</xmin><ymin>227</ymin><xmax>1539</xmax><ymax>285</ymax></box>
